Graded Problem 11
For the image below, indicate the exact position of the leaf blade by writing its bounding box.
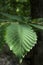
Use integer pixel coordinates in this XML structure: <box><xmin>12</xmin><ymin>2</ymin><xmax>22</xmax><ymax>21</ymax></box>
<box><xmin>5</xmin><ymin>23</ymin><xmax>37</xmax><ymax>61</ymax></box>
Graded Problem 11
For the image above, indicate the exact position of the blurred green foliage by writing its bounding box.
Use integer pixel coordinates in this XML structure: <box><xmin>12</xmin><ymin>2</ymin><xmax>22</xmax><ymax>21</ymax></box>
<box><xmin>0</xmin><ymin>0</ymin><xmax>31</xmax><ymax>16</ymax></box>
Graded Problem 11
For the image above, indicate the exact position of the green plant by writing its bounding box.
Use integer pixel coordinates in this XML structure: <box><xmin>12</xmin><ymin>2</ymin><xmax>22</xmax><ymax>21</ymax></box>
<box><xmin>0</xmin><ymin>13</ymin><xmax>43</xmax><ymax>63</ymax></box>
<box><xmin>0</xmin><ymin>0</ymin><xmax>43</xmax><ymax>64</ymax></box>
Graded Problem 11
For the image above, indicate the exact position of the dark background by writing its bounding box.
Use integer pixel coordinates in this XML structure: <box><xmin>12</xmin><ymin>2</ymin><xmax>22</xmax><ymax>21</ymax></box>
<box><xmin>30</xmin><ymin>0</ymin><xmax>43</xmax><ymax>65</ymax></box>
<box><xmin>31</xmin><ymin>0</ymin><xmax>43</xmax><ymax>18</ymax></box>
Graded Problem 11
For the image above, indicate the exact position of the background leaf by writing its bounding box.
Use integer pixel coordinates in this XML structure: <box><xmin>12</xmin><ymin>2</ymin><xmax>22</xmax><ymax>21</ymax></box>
<box><xmin>0</xmin><ymin>23</ymin><xmax>10</xmax><ymax>51</ymax></box>
<box><xmin>29</xmin><ymin>23</ymin><xmax>43</xmax><ymax>30</ymax></box>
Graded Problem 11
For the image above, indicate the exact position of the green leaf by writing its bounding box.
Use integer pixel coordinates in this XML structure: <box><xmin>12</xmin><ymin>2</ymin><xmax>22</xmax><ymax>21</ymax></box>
<box><xmin>0</xmin><ymin>12</ymin><xmax>31</xmax><ymax>23</ymax></box>
<box><xmin>0</xmin><ymin>25</ymin><xmax>4</xmax><ymax>51</ymax></box>
<box><xmin>0</xmin><ymin>12</ymin><xmax>23</xmax><ymax>22</ymax></box>
<box><xmin>29</xmin><ymin>23</ymin><xmax>43</xmax><ymax>30</ymax></box>
<box><xmin>0</xmin><ymin>18</ymin><xmax>12</xmax><ymax>22</ymax></box>
<box><xmin>32</xmin><ymin>18</ymin><xmax>43</xmax><ymax>24</ymax></box>
<box><xmin>5</xmin><ymin>23</ymin><xmax>37</xmax><ymax>61</ymax></box>
<box><xmin>0</xmin><ymin>24</ymin><xmax>6</xmax><ymax>51</ymax></box>
<box><xmin>0</xmin><ymin>23</ymin><xmax>10</xmax><ymax>51</ymax></box>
